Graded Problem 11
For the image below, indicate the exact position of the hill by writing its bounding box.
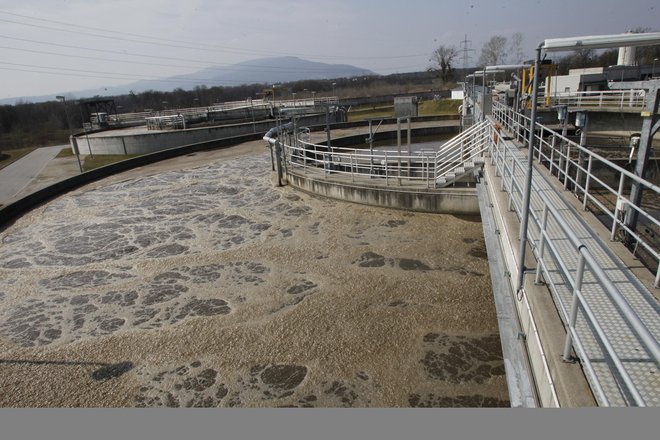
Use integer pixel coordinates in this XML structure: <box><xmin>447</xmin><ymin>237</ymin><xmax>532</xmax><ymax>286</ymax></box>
<box><xmin>0</xmin><ymin>57</ymin><xmax>376</xmax><ymax>105</ymax></box>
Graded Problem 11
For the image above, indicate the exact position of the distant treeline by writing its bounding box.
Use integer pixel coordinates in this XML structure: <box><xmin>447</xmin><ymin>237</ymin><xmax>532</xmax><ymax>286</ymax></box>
<box><xmin>4</xmin><ymin>46</ymin><xmax>659</xmax><ymax>151</ymax></box>
<box><xmin>553</xmin><ymin>47</ymin><xmax>660</xmax><ymax>75</ymax></box>
<box><xmin>0</xmin><ymin>71</ymin><xmax>442</xmax><ymax>150</ymax></box>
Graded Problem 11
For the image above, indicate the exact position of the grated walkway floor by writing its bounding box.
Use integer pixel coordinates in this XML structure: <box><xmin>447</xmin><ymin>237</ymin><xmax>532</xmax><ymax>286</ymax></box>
<box><xmin>493</xmin><ymin>131</ymin><xmax>660</xmax><ymax>406</ymax></box>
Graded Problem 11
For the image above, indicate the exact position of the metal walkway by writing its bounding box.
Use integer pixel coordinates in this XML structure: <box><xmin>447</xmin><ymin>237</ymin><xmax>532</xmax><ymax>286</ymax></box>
<box><xmin>490</xmin><ymin>123</ymin><xmax>660</xmax><ymax>406</ymax></box>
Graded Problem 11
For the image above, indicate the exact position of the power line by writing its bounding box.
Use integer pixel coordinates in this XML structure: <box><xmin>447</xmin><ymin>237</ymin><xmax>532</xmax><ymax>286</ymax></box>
<box><xmin>0</xmin><ymin>65</ymin><xmax>248</xmax><ymax>85</ymax></box>
<box><xmin>0</xmin><ymin>11</ymin><xmax>428</xmax><ymax>61</ymax></box>
<box><xmin>0</xmin><ymin>37</ymin><xmax>425</xmax><ymax>75</ymax></box>
<box><xmin>0</xmin><ymin>35</ymin><xmax>350</xmax><ymax>73</ymax></box>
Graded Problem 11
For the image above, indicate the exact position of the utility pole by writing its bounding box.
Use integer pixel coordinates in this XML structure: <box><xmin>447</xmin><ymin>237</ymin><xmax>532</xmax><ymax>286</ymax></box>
<box><xmin>56</xmin><ymin>96</ymin><xmax>83</xmax><ymax>173</ymax></box>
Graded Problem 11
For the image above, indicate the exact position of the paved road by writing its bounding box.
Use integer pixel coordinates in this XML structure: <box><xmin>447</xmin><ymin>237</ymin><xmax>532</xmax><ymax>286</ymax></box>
<box><xmin>0</xmin><ymin>145</ymin><xmax>65</xmax><ymax>205</ymax></box>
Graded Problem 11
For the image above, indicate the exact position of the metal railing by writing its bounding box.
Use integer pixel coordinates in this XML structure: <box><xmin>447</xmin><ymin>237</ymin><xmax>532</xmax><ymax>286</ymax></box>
<box><xmin>492</xmin><ymin>100</ymin><xmax>660</xmax><ymax>287</ymax></box>
<box><xmin>434</xmin><ymin>122</ymin><xmax>491</xmax><ymax>178</ymax></box>
<box><xmin>106</xmin><ymin>97</ymin><xmax>340</xmax><ymax>127</ymax></box>
<box><xmin>145</xmin><ymin>115</ymin><xmax>186</xmax><ymax>131</ymax></box>
<box><xmin>548</xmin><ymin>90</ymin><xmax>646</xmax><ymax>110</ymax></box>
<box><xmin>272</xmin><ymin>120</ymin><xmax>490</xmax><ymax>188</ymax></box>
<box><xmin>488</xmin><ymin>113</ymin><xmax>660</xmax><ymax>406</ymax></box>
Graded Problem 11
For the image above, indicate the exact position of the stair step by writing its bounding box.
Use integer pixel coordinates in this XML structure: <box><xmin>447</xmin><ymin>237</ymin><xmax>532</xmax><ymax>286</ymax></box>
<box><xmin>475</xmin><ymin>157</ymin><xmax>486</xmax><ymax>164</ymax></box>
<box><xmin>454</xmin><ymin>167</ymin><xmax>465</xmax><ymax>174</ymax></box>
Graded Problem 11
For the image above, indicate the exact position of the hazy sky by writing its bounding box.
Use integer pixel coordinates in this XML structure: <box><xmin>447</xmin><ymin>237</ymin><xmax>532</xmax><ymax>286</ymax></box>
<box><xmin>0</xmin><ymin>0</ymin><xmax>658</xmax><ymax>101</ymax></box>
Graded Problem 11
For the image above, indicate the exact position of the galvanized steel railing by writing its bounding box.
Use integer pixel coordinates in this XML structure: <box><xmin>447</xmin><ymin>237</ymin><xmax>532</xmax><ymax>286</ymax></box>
<box><xmin>492</xmin><ymin>100</ymin><xmax>660</xmax><ymax>287</ymax></box>
<box><xmin>434</xmin><ymin>121</ymin><xmax>491</xmax><ymax>178</ymax></box>
<box><xmin>489</xmin><ymin>102</ymin><xmax>660</xmax><ymax>406</ymax></box>
<box><xmin>548</xmin><ymin>90</ymin><xmax>647</xmax><ymax>110</ymax></box>
<box><xmin>284</xmin><ymin>134</ymin><xmax>438</xmax><ymax>187</ymax></box>
<box><xmin>272</xmin><ymin>120</ymin><xmax>490</xmax><ymax>188</ymax></box>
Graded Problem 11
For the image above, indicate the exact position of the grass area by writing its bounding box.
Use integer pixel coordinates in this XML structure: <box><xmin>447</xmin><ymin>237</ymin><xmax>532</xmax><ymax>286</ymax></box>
<box><xmin>418</xmin><ymin>99</ymin><xmax>462</xmax><ymax>116</ymax></box>
<box><xmin>0</xmin><ymin>147</ymin><xmax>38</xmax><ymax>171</ymax></box>
<box><xmin>83</xmin><ymin>154</ymin><xmax>142</xmax><ymax>171</ymax></box>
<box><xmin>346</xmin><ymin>105</ymin><xmax>394</xmax><ymax>122</ymax></box>
<box><xmin>56</xmin><ymin>147</ymin><xmax>74</xmax><ymax>158</ymax></box>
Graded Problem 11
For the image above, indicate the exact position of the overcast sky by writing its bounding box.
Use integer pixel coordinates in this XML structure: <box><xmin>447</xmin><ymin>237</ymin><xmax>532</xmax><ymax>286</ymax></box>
<box><xmin>0</xmin><ymin>0</ymin><xmax>658</xmax><ymax>101</ymax></box>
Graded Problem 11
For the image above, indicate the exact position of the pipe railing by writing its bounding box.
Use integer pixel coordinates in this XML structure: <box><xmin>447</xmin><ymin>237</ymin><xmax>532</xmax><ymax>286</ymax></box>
<box><xmin>267</xmin><ymin>120</ymin><xmax>490</xmax><ymax>188</ymax></box>
<box><xmin>548</xmin><ymin>90</ymin><xmax>647</xmax><ymax>110</ymax></box>
<box><xmin>492</xmin><ymin>100</ymin><xmax>660</xmax><ymax>287</ymax></box>
<box><xmin>489</xmin><ymin>123</ymin><xmax>660</xmax><ymax>406</ymax></box>
<box><xmin>434</xmin><ymin>121</ymin><xmax>491</xmax><ymax>177</ymax></box>
<box><xmin>287</xmin><ymin>137</ymin><xmax>438</xmax><ymax>187</ymax></box>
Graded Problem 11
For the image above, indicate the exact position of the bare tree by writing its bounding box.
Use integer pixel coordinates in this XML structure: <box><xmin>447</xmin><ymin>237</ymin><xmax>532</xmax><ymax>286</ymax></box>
<box><xmin>572</xmin><ymin>48</ymin><xmax>595</xmax><ymax>67</ymax></box>
<box><xmin>429</xmin><ymin>45</ymin><xmax>458</xmax><ymax>83</ymax></box>
<box><xmin>509</xmin><ymin>32</ymin><xmax>525</xmax><ymax>64</ymax></box>
<box><xmin>631</xmin><ymin>27</ymin><xmax>660</xmax><ymax>65</ymax></box>
<box><xmin>479</xmin><ymin>35</ymin><xmax>508</xmax><ymax>67</ymax></box>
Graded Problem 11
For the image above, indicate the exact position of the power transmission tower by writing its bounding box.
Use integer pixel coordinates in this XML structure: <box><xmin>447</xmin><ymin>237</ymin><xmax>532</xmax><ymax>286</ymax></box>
<box><xmin>460</xmin><ymin>34</ymin><xmax>475</xmax><ymax>71</ymax></box>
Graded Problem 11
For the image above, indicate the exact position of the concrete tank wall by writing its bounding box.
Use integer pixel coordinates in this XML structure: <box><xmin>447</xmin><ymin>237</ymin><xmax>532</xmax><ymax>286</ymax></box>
<box><xmin>72</xmin><ymin>113</ymin><xmax>342</xmax><ymax>156</ymax></box>
<box><xmin>286</xmin><ymin>172</ymin><xmax>479</xmax><ymax>214</ymax></box>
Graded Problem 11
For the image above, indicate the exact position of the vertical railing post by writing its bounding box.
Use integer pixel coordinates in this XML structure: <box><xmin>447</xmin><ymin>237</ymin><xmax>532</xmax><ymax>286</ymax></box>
<box><xmin>538</xmin><ymin>126</ymin><xmax>545</xmax><ymax>164</ymax></box>
<box><xmin>535</xmin><ymin>205</ymin><xmax>550</xmax><ymax>285</ymax></box>
<box><xmin>563</xmin><ymin>252</ymin><xmax>586</xmax><ymax>362</ymax></box>
<box><xmin>564</xmin><ymin>145</ymin><xmax>571</xmax><ymax>190</ymax></box>
<box><xmin>549</xmin><ymin>135</ymin><xmax>556</xmax><ymax>176</ymax></box>
<box><xmin>351</xmin><ymin>153</ymin><xmax>355</xmax><ymax>183</ymax></box>
<box><xmin>501</xmin><ymin>147</ymin><xmax>507</xmax><ymax>190</ymax></box>
<box><xmin>303</xmin><ymin>142</ymin><xmax>308</xmax><ymax>175</ymax></box>
<box><xmin>508</xmin><ymin>158</ymin><xmax>516</xmax><ymax>211</ymax></box>
<box><xmin>611</xmin><ymin>172</ymin><xmax>626</xmax><ymax>241</ymax></box>
<box><xmin>385</xmin><ymin>151</ymin><xmax>389</xmax><ymax>186</ymax></box>
<box><xmin>583</xmin><ymin>154</ymin><xmax>593</xmax><ymax>211</ymax></box>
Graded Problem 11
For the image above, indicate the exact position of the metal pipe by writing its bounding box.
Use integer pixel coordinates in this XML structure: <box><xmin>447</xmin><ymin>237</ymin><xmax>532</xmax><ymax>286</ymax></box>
<box><xmin>516</xmin><ymin>44</ymin><xmax>543</xmax><ymax>294</ymax></box>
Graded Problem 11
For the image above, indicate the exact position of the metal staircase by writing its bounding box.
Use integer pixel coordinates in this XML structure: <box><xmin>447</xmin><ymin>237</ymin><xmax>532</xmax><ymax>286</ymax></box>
<box><xmin>434</xmin><ymin>120</ymin><xmax>490</xmax><ymax>187</ymax></box>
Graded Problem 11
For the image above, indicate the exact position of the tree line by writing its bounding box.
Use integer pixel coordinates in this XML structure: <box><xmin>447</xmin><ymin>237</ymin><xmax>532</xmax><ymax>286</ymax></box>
<box><xmin>429</xmin><ymin>29</ymin><xmax>660</xmax><ymax>83</ymax></box>
<box><xmin>0</xmin><ymin>71</ymin><xmax>445</xmax><ymax>151</ymax></box>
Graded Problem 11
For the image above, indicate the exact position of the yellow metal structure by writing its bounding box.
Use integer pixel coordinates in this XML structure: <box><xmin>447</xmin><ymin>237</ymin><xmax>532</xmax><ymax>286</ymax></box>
<box><xmin>522</xmin><ymin>63</ymin><xmax>556</xmax><ymax>108</ymax></box>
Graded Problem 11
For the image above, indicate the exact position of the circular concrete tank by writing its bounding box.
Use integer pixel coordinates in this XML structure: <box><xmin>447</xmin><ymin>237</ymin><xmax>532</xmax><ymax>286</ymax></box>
<box><xmin>0</xmin><ymin>140</ymin><xmax>507</xmax><ymax>407</ymax></box>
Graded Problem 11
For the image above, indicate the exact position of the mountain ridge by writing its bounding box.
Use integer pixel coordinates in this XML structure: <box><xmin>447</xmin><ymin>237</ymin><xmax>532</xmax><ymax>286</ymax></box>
<box><xmin>1</xmin><ymin>57</ymin><xmax>376</xmax><ymax>105</ymax></box>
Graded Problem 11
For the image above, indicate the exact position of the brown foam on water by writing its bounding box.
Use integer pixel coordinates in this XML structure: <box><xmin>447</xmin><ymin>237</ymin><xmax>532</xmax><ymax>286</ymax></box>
<box><xmin>0</xmin><ymin>151</ymin><xmax>508</xmax><ymax>407</ymax></box>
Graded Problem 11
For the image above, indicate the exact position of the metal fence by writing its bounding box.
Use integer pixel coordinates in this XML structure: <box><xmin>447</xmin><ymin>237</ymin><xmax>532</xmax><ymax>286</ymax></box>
<box><xmin>548</xmin><ymin>90</ymin><xmax>647</xmax><ymax>110</ymax></box>
<box><xmin>488</xmin><ymin>106</ymin><xmax>660</xmax><ymax>405</ymax></box>
<box><xmin>492</xmin><ymin>100</ymin><xmax>660</xmax><ymax>287</ymax></box>
<box><xmin>274</xmin><ymin>120</ymin><xmax>490</xmax><ymax>188</ymax></box>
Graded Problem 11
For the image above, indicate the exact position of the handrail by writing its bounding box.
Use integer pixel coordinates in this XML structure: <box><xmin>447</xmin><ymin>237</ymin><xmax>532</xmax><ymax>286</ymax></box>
<box><xmin>270</xmin><ymin>120</ymin><xmax>489</xmax><ymax>188</ymax></box>
<box><xmin>489</xmin><ymin>107</ymin><xmax>660</xmax><ymax>406</ymax></box>
<box><xmin>492</xmin><ymin>99</ymin><xmax>660</xmax><ymax>287</ymax></box>
<box><xmin>547</xmin><ymin>90</ymin><xmax>647</xmax><ymax>109</ymax></box>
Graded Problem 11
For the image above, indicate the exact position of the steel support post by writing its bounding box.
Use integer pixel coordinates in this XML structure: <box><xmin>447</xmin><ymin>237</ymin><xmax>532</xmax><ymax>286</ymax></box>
<box><xmin>626</xmin><ymin>86</ymin><xmax>660</xmax><ymax>243</ymax></box>
<box><xmin>516</xmin><ymin>45</ymin><xmax>542</xmax><ymax>294</ymax></box>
